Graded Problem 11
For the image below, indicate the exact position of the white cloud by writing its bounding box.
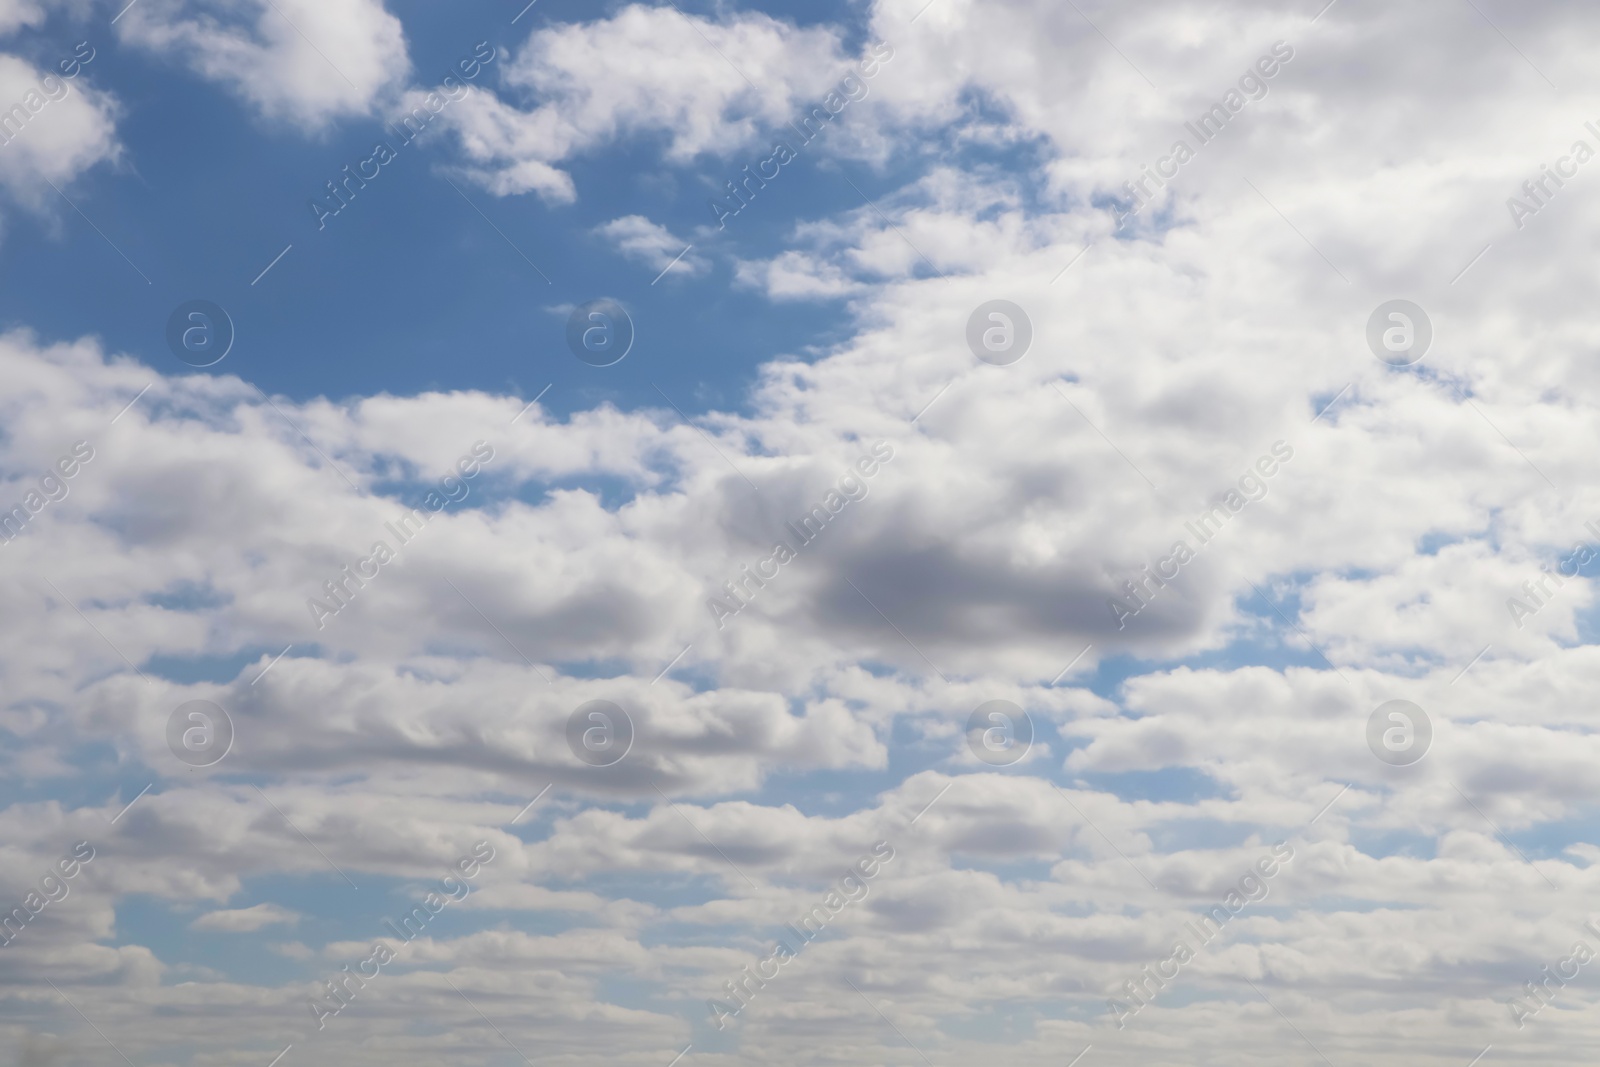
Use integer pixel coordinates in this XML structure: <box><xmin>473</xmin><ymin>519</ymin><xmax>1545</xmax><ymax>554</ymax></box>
<box><xmin>15</xmin><ymin>0</ymin><xmax>1600</xmax><ymax>1062</ymax></box>
<box><xmin>189</xmin><ymin>902</ymin><xmax>299</xmax><ymax>931</ymax></box>
<box><xmin>733</xmin><ymin>166</ymin><xmax>1036</xmax><ymax>299</ymax></box>
<box><xmin>593</xmin><ymin>214</ymin><xmax>703</xmax><ymax>278</ymax></box>
<box><xmin>115</xmin><ymin>0</ymin><xmax>410</xmax><ymax>128</ymax></box>
<box><xmin>0</xmin><ymin>0</ymin><xmax>44</xmax><ymax>36</ymax></box>
<box><xmin>438</xmin><ymin>4</ymin><xmax>860</xmax><ymax>202</ymax></box>
<box><xmin>0</xmin><ymin>51</ymin><xmax>119</xmax><ymax>204</ymax></box>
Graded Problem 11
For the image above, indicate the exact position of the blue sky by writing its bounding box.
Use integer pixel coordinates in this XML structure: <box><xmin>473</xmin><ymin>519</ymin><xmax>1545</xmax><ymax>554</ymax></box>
<box><xmin>0</xmin><ymin>0</ymin><xmax>943</xmax><ymax>418</ymax></box>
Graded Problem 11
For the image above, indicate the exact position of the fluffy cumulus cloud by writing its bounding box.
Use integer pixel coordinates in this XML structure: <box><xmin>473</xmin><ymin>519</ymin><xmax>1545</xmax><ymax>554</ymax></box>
<box><xmin>0</xmin><ymin>0</ymin><xmax>119</xmax><ymax>210</ymax></box>
<box><xmin>10</xmin><ymin>0</ymin><xmax>1600</xmax><ymax>1066</ymax></box>
<box><xmin>0</xmin><ymin>48</ymin><xmax>118</xmax><ymax>203</ymax></box>
<box><xmin>435</xmin><ymin>4</ymin><xmax>861</xmax><ymax>202</ymax></box>
<box><xmin>115</xmin><ymin>0</ymin><xmax>409</xmax><ymax>127</ymax></box>
<box><xmin>0</xmin><ymin>0</ymin><xmax>44</xmax><ymax>35</ymax></box>
<box><xmin>595</xmin><ymin>214</ymin><xmax>705</xmax><ymax>278</ymax></box>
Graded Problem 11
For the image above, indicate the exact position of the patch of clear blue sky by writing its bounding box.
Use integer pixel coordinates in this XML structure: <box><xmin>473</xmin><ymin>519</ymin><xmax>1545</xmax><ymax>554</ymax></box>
<box><xmin>110</xmin><ymin>865</ymin><xmax>592</xmax><ymax>983</ymax></box>
<box><xmin>0</xmin><ymin>0</ymin><xmax>1064</xmax><ymax>425</ymax></box>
